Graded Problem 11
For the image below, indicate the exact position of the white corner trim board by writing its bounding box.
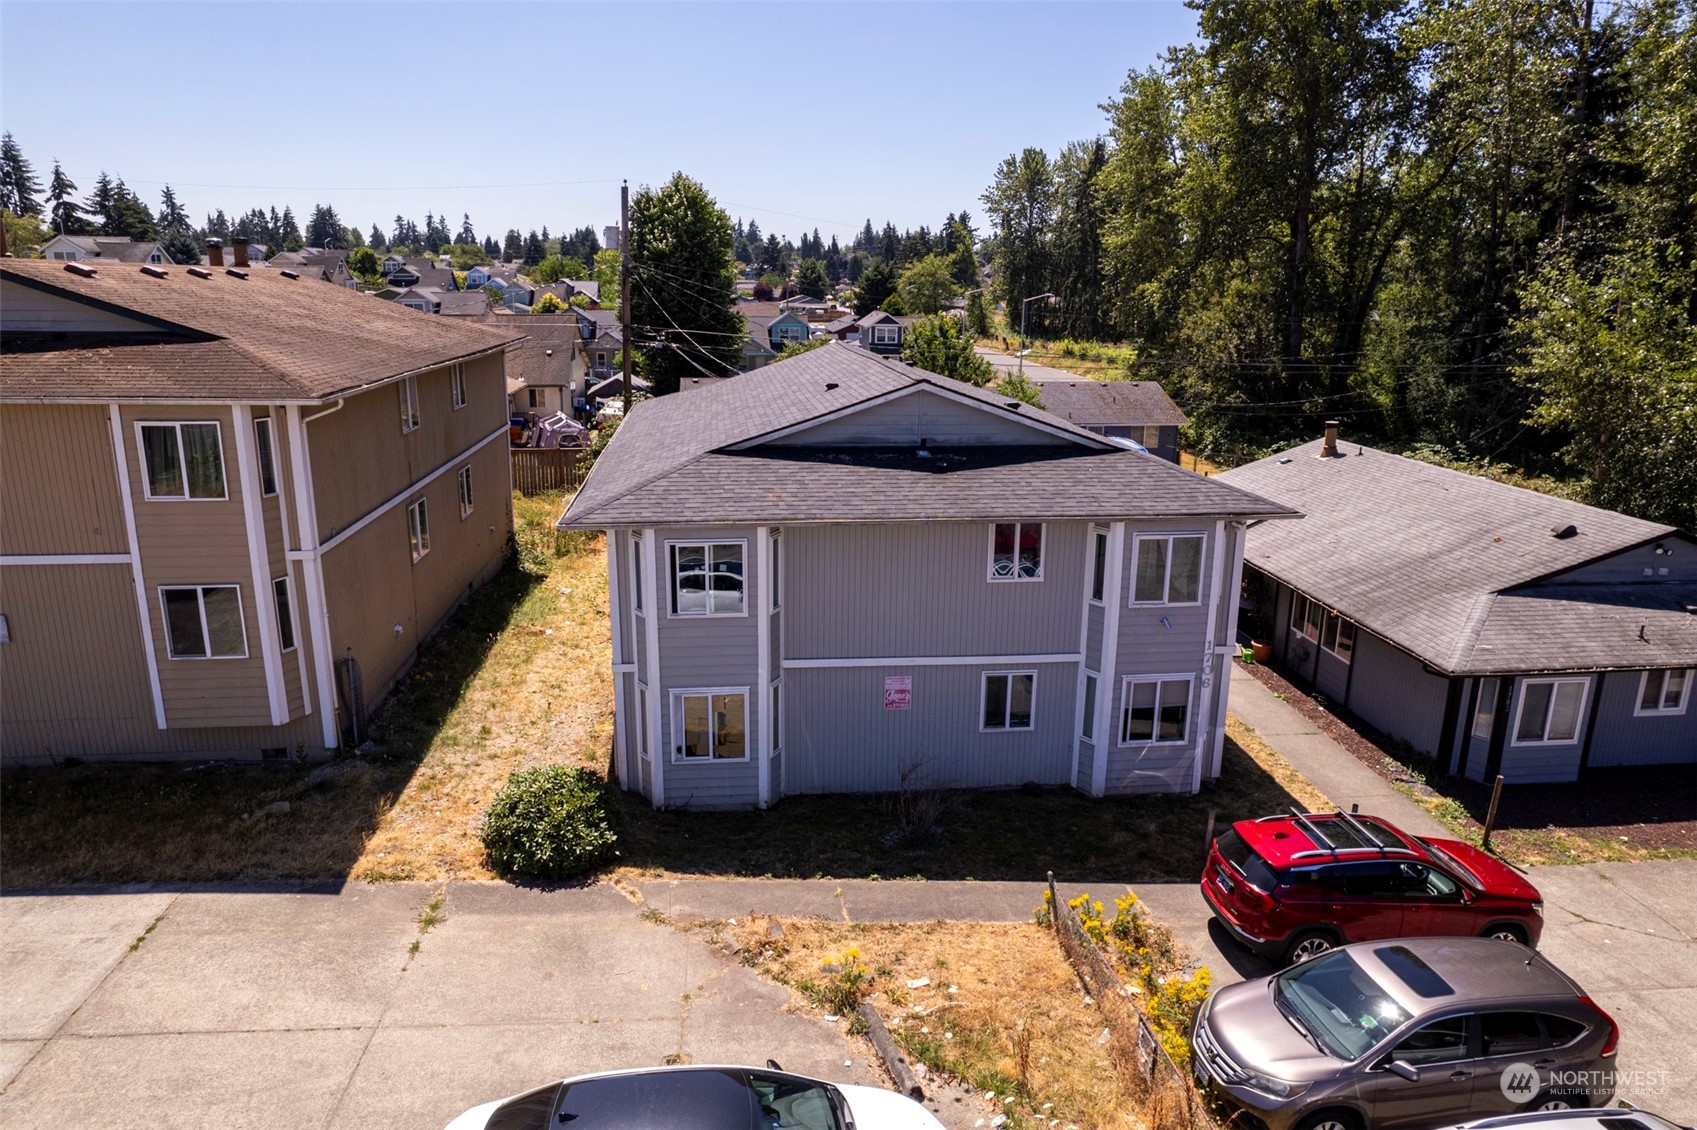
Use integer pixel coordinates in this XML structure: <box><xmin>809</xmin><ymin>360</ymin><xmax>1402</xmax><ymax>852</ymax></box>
<box><xmin>231</xmin><ymin>405</ymin><xmax>289</xmax><ymax>726</ymax></box>
<box><xmin>107</xmin><ymin>403</ymin><xmax>167</xmax><ymax>730</ymax></box>
<box><xmin>0</xmin><ymin>554</ymin><xmax>133</xmax><ymax>565</ymax></box>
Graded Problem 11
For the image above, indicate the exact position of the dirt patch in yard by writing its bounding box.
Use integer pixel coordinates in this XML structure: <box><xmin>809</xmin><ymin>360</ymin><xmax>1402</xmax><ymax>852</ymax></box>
<box><xmin>1238</xmin><ymin>658</ymin><xmax>1697</xmax><ymax>864</ymax></box>
<box><xmin>717</xmin><ymin>915</ymin><xmax>1160</xmax><ymax>1130</ymax></box>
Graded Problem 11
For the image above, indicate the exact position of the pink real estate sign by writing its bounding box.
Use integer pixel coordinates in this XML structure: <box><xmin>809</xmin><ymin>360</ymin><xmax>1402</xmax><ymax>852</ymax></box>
<box><xmin>883</xmin><ymin>675</ymin><xmax>912</xmax><ymax>710</ymax></box>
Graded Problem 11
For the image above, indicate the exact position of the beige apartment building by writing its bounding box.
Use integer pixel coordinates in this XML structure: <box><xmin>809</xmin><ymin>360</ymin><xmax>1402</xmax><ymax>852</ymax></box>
<box><xmin>0</xmin><ymin>257</ymin><xmax>524</xmax><ymax>763</ymax></box>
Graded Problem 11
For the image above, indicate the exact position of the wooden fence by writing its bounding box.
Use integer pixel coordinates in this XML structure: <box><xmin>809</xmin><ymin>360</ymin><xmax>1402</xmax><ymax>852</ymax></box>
<box><xmin>510</xmin><ymin>447</ymin><xmax>585</xmax><ymax>496</ymax></box>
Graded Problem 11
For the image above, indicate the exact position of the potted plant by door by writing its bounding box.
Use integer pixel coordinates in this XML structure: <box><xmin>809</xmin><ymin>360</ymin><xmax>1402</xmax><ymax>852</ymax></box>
<box><xmin>1240</xmin><ymin>574</ymin><xmax>1273</xmax><ymax>663</ymax></box>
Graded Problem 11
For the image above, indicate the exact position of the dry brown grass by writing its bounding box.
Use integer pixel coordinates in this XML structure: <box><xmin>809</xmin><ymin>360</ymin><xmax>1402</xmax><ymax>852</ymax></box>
<box><xmin>349</xmin><ymin>495</ymin><xmax>614</xmax><ymax>881</ymax></box>
<box><xmin>1225</xmin><ymin>714</ymin><xmax>1333</xmax><ymax>813</ymax></box>
<box><xmin>723</xmin><ymin>915</ymin><xmax>1171</xmax><ymax>1130</ymax></box>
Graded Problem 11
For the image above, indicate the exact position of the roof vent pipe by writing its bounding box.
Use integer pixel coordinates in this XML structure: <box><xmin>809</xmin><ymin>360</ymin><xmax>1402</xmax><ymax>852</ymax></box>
<box><xmin>1552</xmin><ymin>524</ymin><xmax>1578</xmax><ymax>539</ymax></box>
<box><xmin>1321</xmin><ymin>420</ymin><xmax>1339</xmax><ymax>458</ymax></box>
<box><xmin>206</xmin><ymin>238</ymin><xmax>224</xmax><ymax>267</ymax></box>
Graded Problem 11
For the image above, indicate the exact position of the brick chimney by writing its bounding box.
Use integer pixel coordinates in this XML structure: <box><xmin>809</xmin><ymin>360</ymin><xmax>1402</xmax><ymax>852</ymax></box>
<box><xmin>206</xmin><ymin>238</ymin><xmax>224</xmax><ymax>268</ymax></box>
<box><xmin>1322</xmin><ymin>420</ymin><xmax>1339</xmax><ymax>458</ymax></box>
<box><xmin>232</xmin><ymin>240</ymin><xmax>249</xmax><ymax>268</ymax></box>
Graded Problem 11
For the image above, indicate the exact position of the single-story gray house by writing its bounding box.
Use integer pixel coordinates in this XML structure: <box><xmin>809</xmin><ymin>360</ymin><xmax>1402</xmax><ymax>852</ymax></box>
<box><xmin>1031</xmin><ymin>381</ymin><xmax>1188</xmax><ymax>463</ymax></box>
<box><xmin>560</xmin><ymin>342</ymin><xmax>1297</xmax><ymax>809</ymax></box>
<box><xmin>1219</xmin><ymin>431</ymin><xmax>1696</xmax><ymax>785</ymax></box>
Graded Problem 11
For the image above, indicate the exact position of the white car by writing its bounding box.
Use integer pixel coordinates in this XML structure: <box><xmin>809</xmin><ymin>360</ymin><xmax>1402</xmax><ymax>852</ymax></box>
<box><xmin>1438</xmin><ymin>1104</ymin><xmax>1694</xmax><ymax>1130</ymax></box>
<box><xmin>445</xmin><ymin>1063</ymin><xmax>946</xmax><ymax>1130</ymax></box>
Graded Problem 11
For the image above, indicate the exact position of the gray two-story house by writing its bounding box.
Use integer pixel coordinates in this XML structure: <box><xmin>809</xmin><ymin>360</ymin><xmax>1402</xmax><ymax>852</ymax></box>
<box><xmin>1220</xmin><ymin>432</ymin><xmax>1696</xmax><ymax>785</ymax></box>
<box><xmin>560</xmin><ymin>343</ymin><xmax>1296</xmax><ymax>809</ymax></box>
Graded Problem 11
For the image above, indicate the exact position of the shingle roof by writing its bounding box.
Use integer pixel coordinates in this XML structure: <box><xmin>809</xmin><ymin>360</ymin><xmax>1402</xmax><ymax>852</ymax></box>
<box><xmin>1034</xmin><ymin>380</ymin><xmax>1188</xmax><ymax>428</ymax></box>
<box><xmin>1</xmin><ymin>259</ymin><xmax>522</xmax><ymax>402</ymax></box>
<box><xmin>505</xmin><ymin>320</ymin><xmax>579</xmax><ymax>388</ymax></box>
<box><xmin>1218</xmin><ymin>439</ymin><xmax>1685</xmax><ymax>674</ymax></box>
<box><xmin>560</xmin><ymin>341</ymin><xmax>1295</xmax><ymax>529</ymax></box>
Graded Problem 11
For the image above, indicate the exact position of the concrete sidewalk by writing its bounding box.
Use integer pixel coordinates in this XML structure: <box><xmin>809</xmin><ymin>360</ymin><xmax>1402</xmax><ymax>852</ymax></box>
<box><xmin>1227</xmin><ymin>664</ymin><xmax>1449</xmax><ymax>839</ymax></box>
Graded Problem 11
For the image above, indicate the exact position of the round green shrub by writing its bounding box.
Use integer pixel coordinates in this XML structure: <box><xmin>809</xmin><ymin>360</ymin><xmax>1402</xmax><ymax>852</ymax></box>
<box><xmin>480</xmin><ymin>766</ymin><xmax>620</xmax><ymax>878</ymax></box>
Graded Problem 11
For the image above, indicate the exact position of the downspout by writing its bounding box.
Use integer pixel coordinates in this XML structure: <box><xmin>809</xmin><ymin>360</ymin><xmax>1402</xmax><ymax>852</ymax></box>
<box><xmin>286</xmin><ymin>400</ymin><xmax>345</xmax><ymax>750</ymax></box>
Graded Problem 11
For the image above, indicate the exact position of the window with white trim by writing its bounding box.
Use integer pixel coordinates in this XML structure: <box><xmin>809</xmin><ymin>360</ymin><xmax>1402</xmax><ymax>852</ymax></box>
<box><xmin>1289</xmin><ymin>592</ymin><xmax>1325</xmax><ymax>642</ymax></box>
<box><xmin>672</xmin><ymin>689</ymin><xmax>749</xmax><ymax>761</ymax></box>
<box><xmin>451</xmin><ymin>363</ymin><xmax>467</xmax><ymax>410</ymax></box>
<box><xmin>669</xmin><ymin>541</ymin><xmax>745</xmax><ymax>616</ymax></box>
<box><xmin>1472</xmin><ymin>677</ymin><xmax>1500</xmax><ymax>740</ymax></box>
<box><xmin>253</xmin><ymin>417</ymin><xmax>278</xmax><ymax>497</ymax></box>
<box><xmin>273</xmin><ymin>576</ymin><xmax>296</xmax><ymax>652</ymax></box>
<box><xmin>770</xmin><ymin>531</ymin><xmax>782</xmax><ymax>612</ymax></box>
<box><xmin>1512</xmin><ymin>677</ymin><xmax>1587</xmax><ymax>745</ymax></box>
<box><xmin>1131</xmin><ymin>533</ymin><xmax>1203</xmax><ymax>604</ymax></box>
<box><xmin>139</xmin><ymin>422</ymin><xmax>226</xmax><ymax>500</ymax></box>
<box><xmin>1121</xmin><ymin>675</ymin><xmax>1192</xmax><ymax>744</ymax></box>
<box><xmin>399</xmin><ymin>375</ymin><xmax>420</xmax><ymax>433</ymax></box>
<box><xmin>631</xmin><ymin>536</ymin><xmax>644</xmax><ymax>615</ymax></box>
<box><xmin>407</xmin><ymin>498</ymin><xmax>430</xmax><ymax>563</ymax></box>
<box><xmin>770</xmin><ymin>677</ymin><xmax>783</xmax><ymax>756</ymax></box>
<box><xmin>981</xmin><ymin>671</ymin><xmax>1036</xmax><ymax>731</ymax></box>
<box><xmin>1089</xmin><ymin>527</ymin><xmax>1108</xmax><ymax>603</ymax></box>
<box><xmin>873</xmin><ymin>323</ymin><xmax>900</xmax><ymax>344</ymax></box>
<box><xmin>457</xmin><ymin>466</ymin><xmax>473</xmax><ymax>519</ymax></box>
<box><xmin>989</xmin><ymin>522</ymin><xmax>1043</xmax><ymax>581</ymax></box>
<box><xmin>1081</xmin><ymin>672</ymin><xmax>1099</xmax><ymax>741</ymax></box>
<box><xmin>159</xmin><ymin>585</ymin><xmax>247</xmax><ymax>659</ymax></box>
<box><xmin>636</xmin><ymin>684</ymin><xmax>651</xmax><ymax>760</ymax></box>
<box><xmin>1321</xmin><ymin>608</ymin><xmax>1356</xmax><ymax>663</ymax></box>
<box><xmin>1636</xmin><ymin>668</ymin><xmax>1691</xmax><ymax>716</ymax></box>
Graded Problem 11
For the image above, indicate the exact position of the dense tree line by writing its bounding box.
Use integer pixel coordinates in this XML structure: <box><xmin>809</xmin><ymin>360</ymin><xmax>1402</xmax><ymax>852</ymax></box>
<box><xmin>978</xmin><ymin>0</ymin><xmax>1694</xmax><ymax>528</ymax></box>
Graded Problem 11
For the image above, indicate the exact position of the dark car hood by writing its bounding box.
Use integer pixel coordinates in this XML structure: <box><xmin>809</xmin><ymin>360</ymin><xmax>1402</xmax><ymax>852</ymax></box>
<box><xmin>1206</xmin><ymin>978</ymin><xmax>1348</xmax><ymax>1084</ymax></box>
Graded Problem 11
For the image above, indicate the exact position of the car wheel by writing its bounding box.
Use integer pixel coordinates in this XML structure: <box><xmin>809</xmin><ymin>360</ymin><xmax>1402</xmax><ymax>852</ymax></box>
<box><xmin>1294</xmin><ymin>1110</ymin><xmax>1362</xmax><ymax>1130</ymax></box>
<box><xmin>1483</xmin><ymin>924</ymin><xmax>1529</xmax><ymax>945</ymax></box>
<box><xmin>1284</xmin><ymin>930</ymin><xmax>1336</xmax><ymax>966</ymax></box>
<box><xmin>1526</xmin><ymin>1088</ymin><xmax>1587</xmax><ymax>1111</ymax></box>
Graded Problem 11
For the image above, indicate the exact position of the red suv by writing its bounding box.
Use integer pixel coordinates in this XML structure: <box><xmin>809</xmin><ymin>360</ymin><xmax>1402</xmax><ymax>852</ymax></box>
<box><xmin>1200</xmin><ymin>810</ymin><xmax>1544</xmax><ymax>966</ymax></box>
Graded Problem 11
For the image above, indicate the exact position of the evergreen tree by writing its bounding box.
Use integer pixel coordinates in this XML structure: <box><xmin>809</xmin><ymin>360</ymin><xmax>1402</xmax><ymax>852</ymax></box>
<box><xmin>85</xmin><ymin>172</ymin><xmax>118</xmax><ymax>231</ymax></box>
<box><xmin>0</xmin><ymin>132</ymin><xmax>42</xmax><ymax>217</ymax></box>
<box><xmin>982</xmin><ymin>147</ymin><xmax>1055</xmax><ymax>338</ymax></box>
<box><xmin>97</xmin><ymin>178</ymin><xmax>156</xmax><ymax>240</ymax></box>
<box><xmin>879</xmin><ymin>222</ymin><xmax>900</xmax><ymax>263</ymax></box>
<box><xmin>758</xmin><ymin>233</ymin><xmax>785</xmax><ymax>275</ymax></box>
<box><xmin>368</xmin><ymin>223</ymin><xmax>386</xmax><ymax>251</ymax></box>
<box><xmin>457</xmin><ymin>213</ymin><xmax>476</xmax><ymax>245</ymax></box>
<box><xmin>46</xmin><ymin>160</ymin><xmax>88</xmax><ymax>234</ymax></box>
<box><xmin>795</xmin><ymin>258</ymin><xmax>830</xmax><ymax>301</ymax></box>
<box><xmin>205</xmin><ymin>209</ymin><xmax>231</xmax><ymax>240</ymax></box>
<box><xmin>503</xmin><ymin>229</ymin><xmax>522</xmax><ymax>260</ymax></box>
<box><xmin>856</xmin><ymin>219</ymin><xmax>876</xmax><ymax>253</ymax></box>
<box><xmin>627</xmin><ymin>172</ymin><xmax>745</xmax><ymax>395</ymax></box>
<box><xmin>745</xmin><ymin>219</ymin><xmax>761</xmax><ymax>246</ymax></box>
<box><xmin>945</xmin><ymin>218</ymin><xmax>978</xmax><ymax>289</ymax></box>
<box><xmin>523</xmin><ymin>229</ymin><xmax>545</xmax><ymax>266</ymax></box>
<box><xmin>851</xmin><ymin>258</ymin><xmax>897</xmax><ymax>317</ymax></box>
<box><xmin>1052</xmin><ymin>139</ymin><xmax>1108</xmax><ymax>339</ymax></box>
<box><xmin>157</xmin><ymin>185</ymin><xmax>200</xmax><ymax>264</ymax></box>
<box><xmin>306</xmin><ymin>204</ymin><xmax>343</xmax><ymax>248</ymax></box>
<box><xmin>278</xmin><ymin>206</ymin><xmax>303</xmax><ymax>250</ymax></box>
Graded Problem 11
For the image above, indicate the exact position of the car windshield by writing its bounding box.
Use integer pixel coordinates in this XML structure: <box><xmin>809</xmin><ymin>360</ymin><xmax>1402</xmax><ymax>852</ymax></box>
<box><xmin>1417</xmin><ymin>839</ymin><xmax>1483</xmax><ymax>890</ymax></box>
<box><xmin>1273</xmin><ymin>951</ymin><xmax>1412</xmax><ymax>1061</ymax></box>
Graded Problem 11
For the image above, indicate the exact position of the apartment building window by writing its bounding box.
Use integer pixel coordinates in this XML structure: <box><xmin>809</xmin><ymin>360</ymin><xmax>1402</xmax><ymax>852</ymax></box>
<box><xmin>981</xmin><ymin>671</ymin><xmax>1036</xmax><ymax>731</ymax></box>
<box><xmin>989</xmin><ymin>522</ymin><xmax>1043</xmax><ymax>581</ymax></box>
<box><xmin>458</xmin><ymin>466</ymin><xmax>474</xmax><ymax>520</ymax></box>
<box><xmin>631</xmin><ymin>536</ymin><xmax>644</xmax><ymax>614</ymax></box>
<box><xmin>770</xmin><ymin>678</ymin><xmax>783</xmax><ymax>757</ymax></box>
<box><xmin>408</xmin><ymin>498</ymin><xmax>430</xmax><ymax>563</ymax></box>
<box><xmin>770</xmin><ymin>531</ymin><xmax>782</xmax><ymax>612</ymax></box>
<box><xmin>253</xmin><ymin>418</ymin><xmax>278</xmax><ymax>497</ymax></box>
<box><xmin>160</xmin><ymin>585</ymin><xmax>247</xmax><ymax>659</ymax></box>
<box><xmin>1121</xmin><ymin>675</ymin><xmax>1192</xmax><ymax>744</ymax></box>
<box><xmin>273</xmin><ymin>577</ymin><xmax>296</xmax><ymax>652</ymax></box>
<box><xmin>1637</xmin><ymin>668</ymin><xmax>1692</xmax><ymax>716</ymax></box>
<box><xmin>636</xmin><ymin>685</ymin><xmax>651</xmax><ymax>759</ymax></box>
<box><xmin>451</xmin><ymin>363</ymin><xmax>467</xmax><ymax>410</ymax></box>
<box><xmin>1131</xmin><ymin>533</ymin><xmax>1203</xmax><ymax>604</ymax></box>
<box><xmin>399</xmin><ymin>376</ymin><xmax>420</xmax><ymax>433</ymax></box>
<box><xmin>139</xmin><ymin>422</ymin><xmax>226</xmax><ymax>500</ymax></box>
<box><xmin>1089</xmin><ymin>526</ymin><xmax>1108</xmax><ymax>603</ymax></box>
<box><xmin>1512</xmin><ymin>678</ymin><xmax>1587</xmax><ymax>745</ymax></box>
<box><xmin>1081</xmin><ymin>672</ymin><xmax>1099</xmax><ymax>740</ymax></box>
<box><xmin>669</xmin><ymin>541</ymin><xmax>745</xmax><ymax>616</ymax></box>
<box><xmin>673</xmin><ymin>689</ymin><xmax>749</xmax><ymax>761</ymax></box>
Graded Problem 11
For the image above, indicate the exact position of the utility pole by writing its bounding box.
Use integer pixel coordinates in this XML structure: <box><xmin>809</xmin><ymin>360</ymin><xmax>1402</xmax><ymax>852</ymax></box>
<box><xmin>620</xmin><ymin>180</ymin><xmax>633</xmax><ymax>419</ymax></box>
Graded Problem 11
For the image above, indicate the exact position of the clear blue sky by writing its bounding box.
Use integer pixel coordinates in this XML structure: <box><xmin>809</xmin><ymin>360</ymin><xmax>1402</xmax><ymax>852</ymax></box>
<box><xmin>1</xmin><ymin>2</ymin><xmax>1197</xmax><ymax>245</ymax></box>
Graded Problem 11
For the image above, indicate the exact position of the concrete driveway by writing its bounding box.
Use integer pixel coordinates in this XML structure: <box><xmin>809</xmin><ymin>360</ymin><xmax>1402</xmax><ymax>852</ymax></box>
<box><xmin>0</xmin><ymin>882</ymin><xmax>878</xmax><ymax>1130</ymax></box>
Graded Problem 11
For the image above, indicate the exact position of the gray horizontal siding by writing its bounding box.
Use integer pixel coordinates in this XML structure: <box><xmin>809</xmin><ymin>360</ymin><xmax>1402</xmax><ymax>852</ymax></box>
<box><xmin>782</xmin><ymin>662</ymin><xmax>1075</xmax><ymax>794</ymax></box>
<box><xmin>662</xmin><ymin>755</ymin><xmax>759</xmax><ymax>810</ymax></box>
<box><xmin>1101</xmin><ymin>674</ymin><xmax>1203</xmax><ymax>795</ymax></box>
<box><xmin>785</xmin><ymin>521</ymin><xmax>1086</xmax><ymax>659</ymax></box>
<box><xmin>770</xmin><ymin>389</ymin><xmax>1066</xmax><ymax>447</ymax></box>
<box><xmin>1586</xmin><ymin>670</ymin><xmax>1697</xmax><ymax>768</ymax></box>
<box><xmin>1115</xmin><ymin>522</ymin><xmax>1218</xmax><ymax>678</ymax></box>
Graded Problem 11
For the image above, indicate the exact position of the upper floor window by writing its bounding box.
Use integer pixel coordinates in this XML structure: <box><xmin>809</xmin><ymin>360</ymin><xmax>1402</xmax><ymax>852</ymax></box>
<box><xmin>457</xmin><ymin>466</ymin><xmax>473</xmax><ymax>520</ymax></box>
<box><xmin>253</xmin><ymin>417</ymin><xmax>278</xmax><ymax>497</ymax></box>
<box><xmin>873</xmin><ymin>324</ymin><xmax>900</xmax><ymax>344</ymax></box>
<box><xmin>1512</xmin><ymin>677</ymin><xmax>1586</xmax><ymax>746</ymax></box>
<box><xmin>982</xmin><ymin>671</ymin><xmax>1036</xmax><ymax>731</ymax></box>
<box><xmin>1131</xmin><ymin>533</ymin><xmax>1203</xmax><ymax>604</ymax></box>
<box><xmin>139</xmin><ymin>422</ymin><xmax>226</xmax><ymax>500</ymax></box>
<box><xmin>160</xmin><ymin>584</ymin><xmax>247</xmax><ymax>659</ymax></box>
<box><xmin>451</xmin><ymin>363</ymin><xmax>468</xmax><ymax>410</ymax></box>
<box><xmin>1637</xmin><ymin>668</ymin><xmax>1691</xmax><ymax>716</ymax></box>
<box><xmin>989</xmin><ymin>522</ymin><xmax>1043</xmax><ymax>581</ymax></box>
<box><xmin>408</xmin><ymin>498</ymin><xmax>430</xmax><ymax>563</ymax></box>
<box><xmin>669</xmin><ymin>541</ymin><xmax>745</xmax><ymax>616</ymax></box>
<box><xmin>400</xmin><ymin>376</ymin><xmax>421</xmax><ymax>433</ymax></box>
<box><xmin>1121</xmin><ymin>675</ymin><xmax>1192</xmax><ymax>744</ymax></box>
<box><xmin>1089</xmin><ymin>526</ymin><xmax>1108</xmax><ymax>603</ymax></box>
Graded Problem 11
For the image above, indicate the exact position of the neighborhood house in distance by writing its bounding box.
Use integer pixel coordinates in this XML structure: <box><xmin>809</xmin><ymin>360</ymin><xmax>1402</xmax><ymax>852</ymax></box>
<box><xmin>1220</xmin><ymin>433</ymin><xmax>1697</xmax><ymax>782</ymax></box>
<box><xmin>560</xmin><ymin>342</ymin><xmax>1298</xmax><ymax>810</ymax></box>
<box><xmin>0</xmin><ymin>255</ymin><xmax>523</xmax><ymax>763</ymax></box>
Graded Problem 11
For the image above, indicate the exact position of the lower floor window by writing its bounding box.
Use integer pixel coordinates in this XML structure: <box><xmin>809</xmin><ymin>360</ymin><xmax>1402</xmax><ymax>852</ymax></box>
<box><xmin>1513</xmin><ymin>677</ymin><xmax>1586</xmax><ymax>744</ymax></box>
<box><xmin>674</xmin><ymin>690</ymin><xmax>748</xmax><ymax>761</ymax></box>
<box><xmin>408</xmin><ymin>498</ymin><xmax>430</xmax><ymax>562</ymax></box>
<box><xmin>1122</xmin><ymin>675</ymin><xmax>1192</xmax><ymax>744</ymax></box>
<box><xmin>982</xmin><ymin>671</ymin><xmax>1035</xmax><ymax>731</ymax></box>
<box><xmin>636</xmin><ymin>685</ymin><xmax>651</xmax><ymax>760</ymax></box>
<box><xmin>1638</xmin><ymin>668</ymin><xmax>1691</xmax><ymax>715</ymax></box>
<box><xmin>458</xmin><ymin>466</ymin><xmax>474</xmax><ymax>519</ymax></box>
<box><xmin>272</xmin><ymin>577</ymin><xmax>296</xmax><ymax>652</ymax></box>
<box><xmin>160</xmin><ymin>585</ymin><xmax>247</xmax><ymax>659</ymax></box>
<box><xmin>1080</xmin><ymin>672</ymin><xmax>1099</xmax><ymax>740</ymax></box>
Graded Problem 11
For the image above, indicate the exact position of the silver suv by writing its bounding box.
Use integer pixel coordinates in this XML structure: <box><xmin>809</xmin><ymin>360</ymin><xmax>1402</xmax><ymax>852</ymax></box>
<box><xmin>1190</xmin><ymin>936</ymin><xmax>1620</xmax><ymax>1130</ymax></box>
